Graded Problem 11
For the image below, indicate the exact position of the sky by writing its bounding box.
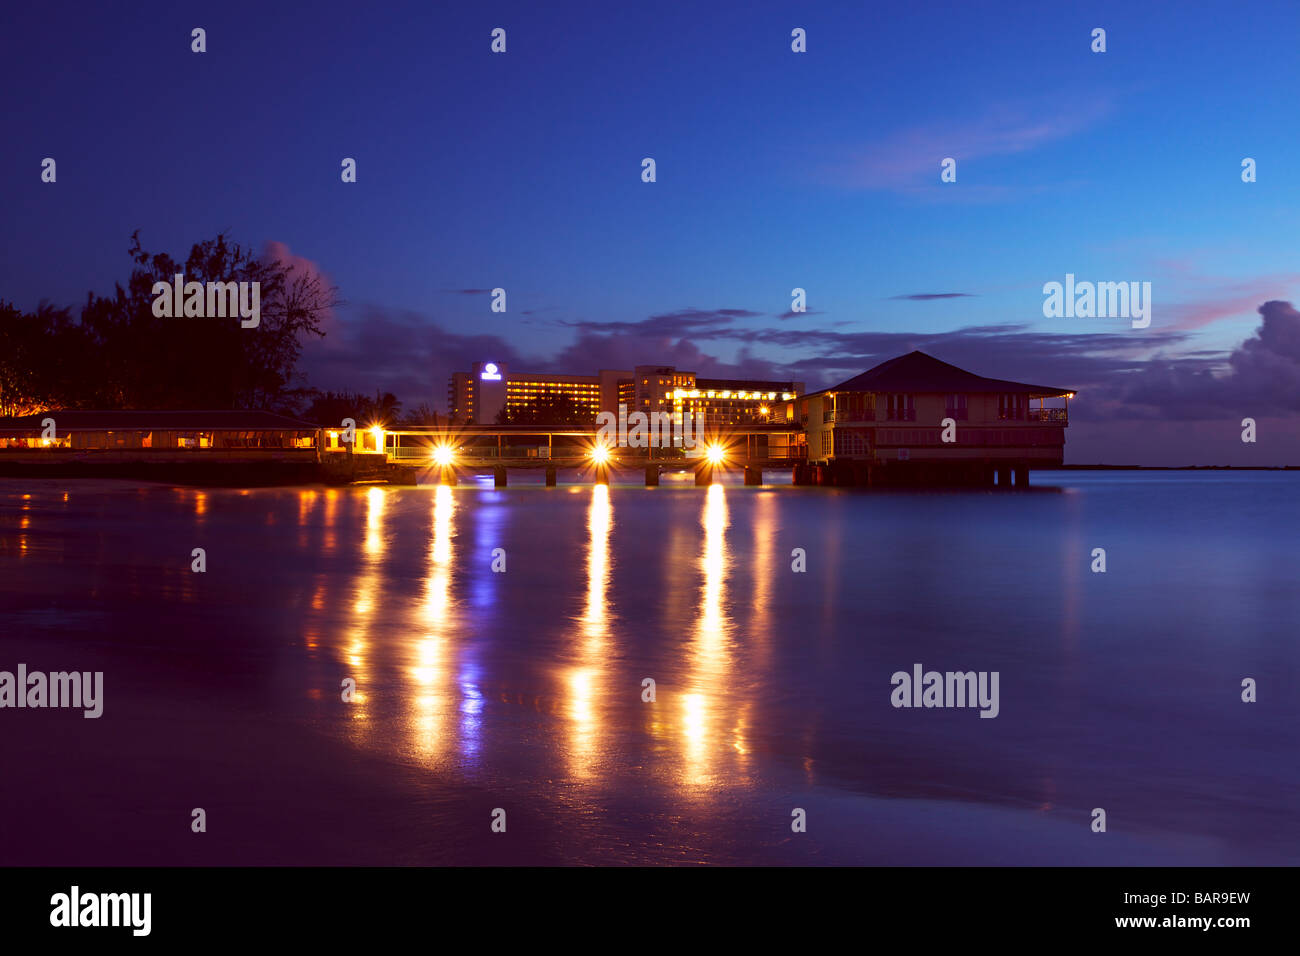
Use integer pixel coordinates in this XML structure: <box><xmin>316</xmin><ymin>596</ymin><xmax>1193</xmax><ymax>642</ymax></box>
<box><xmin>2</xmin><ymin>0</ymin><xmax>1298</xmax><ymax>464</ymax></box>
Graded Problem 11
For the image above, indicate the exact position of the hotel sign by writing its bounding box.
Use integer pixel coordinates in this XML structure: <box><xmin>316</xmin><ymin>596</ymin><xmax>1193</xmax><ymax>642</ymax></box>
<box><xmin>480</xmin><ymin>362</ymin><xmax>502</xmax><ymax>381</ymax></box>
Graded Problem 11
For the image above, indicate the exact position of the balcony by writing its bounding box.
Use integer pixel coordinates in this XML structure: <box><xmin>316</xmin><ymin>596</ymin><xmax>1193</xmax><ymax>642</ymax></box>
<box><xmin>1027</xmin><ymin>408</ymin><xmax>1068</xmax><ymax>423</ymax></box>
<box><xmin>885</xmin><ymin>409</ymin><xmax>917</xmax><ymax>422</ymax></box>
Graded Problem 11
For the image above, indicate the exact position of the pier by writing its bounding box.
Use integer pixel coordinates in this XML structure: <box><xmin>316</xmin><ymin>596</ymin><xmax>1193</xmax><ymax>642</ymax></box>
<box><xmin>366</xmin><ymin>423</ymin><xmax>808</xmax><ymax>486</ymax></box>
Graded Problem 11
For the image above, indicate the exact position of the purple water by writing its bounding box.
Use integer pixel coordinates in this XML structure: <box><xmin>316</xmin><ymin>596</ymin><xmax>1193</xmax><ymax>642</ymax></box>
<box><xmin>1</xmin><ymin>471</ymin><xmax>1295</xmax><ymax>865</ymax></box>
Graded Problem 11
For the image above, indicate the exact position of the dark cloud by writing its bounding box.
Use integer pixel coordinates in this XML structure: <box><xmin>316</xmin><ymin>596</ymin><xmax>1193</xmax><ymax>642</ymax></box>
<box><xmin>778</xmin><ymin>309</ymin><xmax>826</xmax><ymax>319</ymax></box>
<box><xmin>562</xmin><ymin>308</ymin><xmax>761</xmax><ymax>338</ymax></box>
<box><xmin>889</xmin><ymin>293</ymin><xmax>975</xmax><ymax>301</ymax></box>
<box><xmin>300</xmin><ymin>307</ymin><xmax>524</xmax><ymax>407</ymax></box>
<box><xmin>299</xmin><ymin>301</ymin><xmax>1300</xmax><ymax>443</ymax></box>
<box><xmin>444</xmin><ymin>288</ymin><xmax>493</xmax><ymax>295</ymax></box>
<box><xmin>1120</xmin><ymin>300</ymin><xmax>1300</xmax><ymax>419</ymax></box>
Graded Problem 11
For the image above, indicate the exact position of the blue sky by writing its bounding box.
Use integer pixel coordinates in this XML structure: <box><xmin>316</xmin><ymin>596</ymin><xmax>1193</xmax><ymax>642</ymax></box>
<box><xmin>3</xmin><ymin>0</ymin><xmax>1298</xmax><ymax>462</ymax></box>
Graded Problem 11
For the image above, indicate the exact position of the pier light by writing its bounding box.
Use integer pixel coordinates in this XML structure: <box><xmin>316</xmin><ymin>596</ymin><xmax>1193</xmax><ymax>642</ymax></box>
<box><xmin>590</xmin><ymin>443</ymin><xmax>611</xmax><ymax>465</ymax></box>
<box><xmin>431</xmin><ymin>444</ymin><xmax>456</xmax><ymax>467</ymax></box>
<box><xmin>705</xmin><ymin>443</ymin><xmax>727</xmax><ymax>466</ymax></box>
<box><xmin>759</xmin><ymin>405</ymin><xmax>769</xmax><ymax>416</ymax></box>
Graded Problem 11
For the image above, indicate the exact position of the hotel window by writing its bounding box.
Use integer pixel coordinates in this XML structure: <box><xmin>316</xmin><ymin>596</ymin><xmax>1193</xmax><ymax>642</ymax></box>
<box><xmin>945</xmin><ymin>394</ymin><xmax>968</xmax><ymax>420</ymax></box>
<box><xmin>886</xmin><ymin>394</ymin><xmax>915</xmax><ymax>421</ymax></box>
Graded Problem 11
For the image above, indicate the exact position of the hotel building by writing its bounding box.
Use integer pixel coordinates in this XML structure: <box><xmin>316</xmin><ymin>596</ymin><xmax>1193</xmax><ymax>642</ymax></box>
<box><xmin>448</xmin><ymin>362</ymin><xmax>803</xmax><ymax>426</ymax></box>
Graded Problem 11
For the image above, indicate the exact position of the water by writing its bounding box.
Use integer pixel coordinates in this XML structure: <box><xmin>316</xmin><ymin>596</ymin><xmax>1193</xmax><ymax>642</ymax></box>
<box><xmin>1</xmin><ymin>471</ymin><xmax>1296</xmax><ymax>865</ymax></box>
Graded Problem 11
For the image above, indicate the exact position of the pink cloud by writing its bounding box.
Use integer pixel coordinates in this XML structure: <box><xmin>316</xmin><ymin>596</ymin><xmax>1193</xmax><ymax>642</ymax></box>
<box><xmin>262</xmin><ymin>240</ymin><xmax>344</xmax><ymax>346</ymax></box>
<box><xmin>824</xmin><ymin>99</ymin><xmax>1111</xmax><ymax>193</ymax></box>
<box><xmin>1160</xmin><ymin>273</ymin><xmax>1300</xmax><ymax>332</ymax></box>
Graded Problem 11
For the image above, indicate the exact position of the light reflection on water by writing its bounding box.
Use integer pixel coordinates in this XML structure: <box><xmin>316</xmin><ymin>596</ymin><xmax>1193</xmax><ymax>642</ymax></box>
<box><xmin>4</xmin><ymin>472</ymin><xmax>1299</xmax><ymax>864</ymax></box>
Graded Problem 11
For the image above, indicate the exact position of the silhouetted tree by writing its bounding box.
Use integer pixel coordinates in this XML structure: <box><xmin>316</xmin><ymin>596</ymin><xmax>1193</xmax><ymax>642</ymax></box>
<box><xmin>302</xmin><ymin>389</ymin><xmax>403</xmax><ymax>428</ymax></box>
<box><xmin>402</xmin><ymin>402</ymin><xmax>439</xmax><ymax>425</ymax></box>
<box><xmin>0</xmin><ymin>232</ymin><xmax>339</xmax><ymax>415</ymax></box>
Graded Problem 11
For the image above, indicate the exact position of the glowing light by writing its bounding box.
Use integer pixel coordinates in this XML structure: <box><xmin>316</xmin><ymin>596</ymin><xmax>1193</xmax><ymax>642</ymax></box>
<box><xmin>759</xmin><ymin>405</ymin><xmax>769</xmax><ymax>415</ymax></box>
<box><xmin>431</xmin><ymin>444</ymin><xmax>455</xmax><ymax>467</ymax></box>
<box><xmin>480</xmin><ymin>362</ymin><xmax>502</xmax><ymax>381</ymax></box>
<box><xmin>590</xmin><ymin>443</ymin><xmax>610</xmax><ymax>465</ymax></box>
<box><xmin>706</xmin><ymin>443</ymin><xmax>726</xmax><ymax>466</ymax></box>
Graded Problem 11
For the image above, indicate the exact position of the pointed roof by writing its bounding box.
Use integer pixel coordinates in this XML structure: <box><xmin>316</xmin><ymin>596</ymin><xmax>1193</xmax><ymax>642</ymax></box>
<box><xmin>811</xmin><ymin>351</ymin><xmax>1072</xmax><ymax>398</ymax></box>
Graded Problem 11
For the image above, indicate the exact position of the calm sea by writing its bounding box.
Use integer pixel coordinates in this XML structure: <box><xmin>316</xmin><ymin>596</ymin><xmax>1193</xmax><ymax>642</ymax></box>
<box><xmin>1</xmin><ymin>470</ymin><xmax>1295</xmax><ymax>865</ymax></box>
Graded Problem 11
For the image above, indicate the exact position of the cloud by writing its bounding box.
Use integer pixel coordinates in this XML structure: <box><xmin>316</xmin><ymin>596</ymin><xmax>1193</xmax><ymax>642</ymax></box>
<box><xmin>889</xmin><ymin>293</ymin><xmax>976</xmax><ymax>301</ymax></box>
<box><xmin>299</xmin><ymin>296</ymin><xmax>1300</xmax><ymax>442</ymax></box>
<box><xmin>444</xmin><ymin>288</ymin><xmax>493</xmax><ymax>295</ymax></box>
<box><xmin>823</xmin><ymin>98</ymin><xmax>1109</xmax><ymax>194</ymax></box>
<box><xmin>262</xmin><ymin>240</ymin><xmax>341</xmax><ymax>336</ymax></box>
<box><xmin>778</xmin><ymin>309</ymin><xmax>825</xmax><ymax>319</ymax></box>
<box><xmin>299</xmin><ymin>307</ymin><xmax>524</xmax><ymax>406</ymax></box>
<box><xmin>562</xmin><ymin>308</ymin><xmax>762</xmax><ymax>338</ymax></box>
<box><xmin>1122</xmin><ymin>300</ymin><xmax>1300</xmax><ymax>418</ymax></box>
<box><xmin>1160</xmin><ymin>274</ymin><xmax>1300</xmax><ymax>331</ymax></box>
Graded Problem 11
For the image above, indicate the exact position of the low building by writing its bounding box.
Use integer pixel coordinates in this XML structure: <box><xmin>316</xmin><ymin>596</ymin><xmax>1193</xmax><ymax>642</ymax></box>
<box><xmin>0</xmin><ymin>410</ymin><xmax>322</xmax><ymax>455</ymax></box>
<box><xmin>793</xmin><ymin>351</ymin><xmax>1074</xmax><ymax>485</ymax></box>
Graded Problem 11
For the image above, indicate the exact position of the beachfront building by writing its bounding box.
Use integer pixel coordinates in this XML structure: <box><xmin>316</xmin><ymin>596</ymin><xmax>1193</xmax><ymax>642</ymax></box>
<box><xmin>0</xmin><ymin>410</ymin><xmax>322</xmax><ymax>456</ymax></box>
<box><xmin>448</xmin><ymin>361</ymin><xmax>803</xmax><ymax>427</ymax></box>
<box><xmin>0</xmin><ymin>408</ymin><xmax>325</xmax><ymax>463</ymax></box>
<box><xmin>794</xmin><ymin>351</ymin><xmax>1074</xmax><ymax>486</ymax></box>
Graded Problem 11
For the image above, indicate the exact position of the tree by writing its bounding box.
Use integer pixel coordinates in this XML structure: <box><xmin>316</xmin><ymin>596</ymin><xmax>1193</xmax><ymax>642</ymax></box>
<box><xmin>302</xmin><ymin>389</ymin><xmax>403</xmax><ymax>428</ymax></box>
<box><xmin>402</xmin><ymin>402</ymin><xmax>439</xmax><ymax>426</ymax></box>
<box><xmin>0</xmin><ymin>301</ymin><xmax>90</xmax><ymax>416</ymax></box>
<box><xmin>0</xmin><ymin>232</ymin><xmax>341</xmax><ymax>415</ymax></box>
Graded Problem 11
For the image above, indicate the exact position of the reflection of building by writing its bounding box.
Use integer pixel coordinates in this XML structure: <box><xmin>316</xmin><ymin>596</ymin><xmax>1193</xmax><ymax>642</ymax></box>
<box><xmin>793</xmin><ymin>351</ymin><xmax>1073</xmax><ymax>484</ymax></box>
<box><xmin>448</xmin><ymin>362</ymin><xmax>803</xmax><ymax>425</ymax></box>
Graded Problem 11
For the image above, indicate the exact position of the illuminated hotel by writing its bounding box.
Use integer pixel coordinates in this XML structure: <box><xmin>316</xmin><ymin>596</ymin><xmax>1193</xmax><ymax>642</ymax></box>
<box><xmin>448</xmin><ymin>361</ymin><xmax>803</xmax><ymax>425</ymax></box>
